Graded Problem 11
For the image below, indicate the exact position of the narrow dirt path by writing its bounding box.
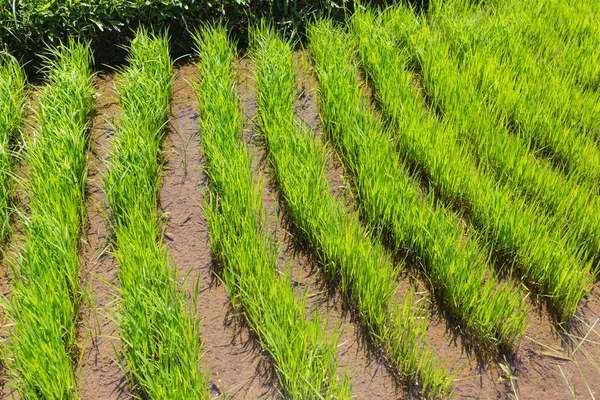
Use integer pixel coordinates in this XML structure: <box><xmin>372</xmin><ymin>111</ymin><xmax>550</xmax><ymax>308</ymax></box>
<box><xmin>160</xmin><ymin>62</ymin><xmax>272</xmax><ymax>399</ymax></box>
<box><xmin>78</xmin><ymin>74</ymin><xmax>129</xmax><ymax>400</ymax></box>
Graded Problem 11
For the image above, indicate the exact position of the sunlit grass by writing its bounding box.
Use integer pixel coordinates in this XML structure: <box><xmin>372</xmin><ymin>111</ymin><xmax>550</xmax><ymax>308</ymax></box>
<box><xmin>105</xmin><ymin>29</ymin><xmax>209</xmax><ymax>399</ymax></box>
<box><xmin>252</xmin><ymin>24</ymin><xmax>451</xmax><ymax>396</ymax></box>
<box><xmin>353</xmin><ymin>6</ymin><xmax>593</xmax><ymax>323</ymax></box>
<box><xmin>308</xmin><ymin>19</ymin><xmax>527</xmax><ymax>353</ymax></box>
<box><xmin>193</xmin><ymin>24</ymin><xmax>349</xmax><ymax>399</ymax></box>
<box><xmin>431</xmin><ymin>0</ymin><xmax>600</xmax><ymax>187</ymax></box>
<box><xmin>2</xmin><ymin>41</ymin><xmax>94</xmax><ymax>399</ymax></box>
<box><xmin>0</xmin><ymin>52</ymin><xmax>25</xmax><ymax>242</ymax></box>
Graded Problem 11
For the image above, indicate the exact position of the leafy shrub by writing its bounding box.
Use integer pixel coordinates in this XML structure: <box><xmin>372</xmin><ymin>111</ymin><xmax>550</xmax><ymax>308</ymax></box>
<box><xmin>0</xmin><ymin>0</ymin><xmax>371</xmax><ymax>60</ymax></box>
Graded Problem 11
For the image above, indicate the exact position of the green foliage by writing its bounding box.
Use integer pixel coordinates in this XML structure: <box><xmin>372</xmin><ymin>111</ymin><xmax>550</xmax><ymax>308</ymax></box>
<box><xmin>353</xmin><ymin>6</ymin><xmax>592</xmax><ymax>323</ymax></box>
<box><xmin>193</xmin><ymin>23</ymin><xmax>350</xmax><ymax>399</ymax></box>
<box><xmin>105</xmin><ymin>29</ymin><xmax>209</xmax><ymax>398</ymax></box>
<box><xmin>0</xmin><ymin>0</ymin><xmax>366</xmax><ymax>58</ymax></box>
<box><xmin>0</xmin><ymin>52</ymin><xmax>24</xmax><ymax>241</ymax></box>
<box><xmin>251</xmin><ymin>24</ymin><xmax>450</xmax><ymax>395</ymax></box>
<box><xmin>308</xmin><ymin>18</ymin><xmax>527</xmax><ymax>352</ymax></box>
<box><xmin>432</xmin><ymin>0</ymin><xmax>600</xmax><ymax>187</ymax></box>
<box><xmin>414</xmin><ymin>1</ymin><xmax>600</xmax><ymax>274</ymax></box>
<box><xmin>2</xmin><ymin>41</ymin><xmax>93</xmax><ymax>399</ymax></box>
<box><xmin>2</xmin><ymin>0</ymin><xmax>209</xmax><ymax>40</ymax></box>
<box><xmin>386</xmin><ymin>3</ymin><xmax>600</xmax><ymax>286</ymax></box>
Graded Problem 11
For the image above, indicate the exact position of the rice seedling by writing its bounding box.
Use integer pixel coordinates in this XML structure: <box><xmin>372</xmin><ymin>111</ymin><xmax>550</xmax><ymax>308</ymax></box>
<box><xmin>471</xmin><ymin>0</ymin><xmax>600</xmax><ymax>94</ymax></box>
<box><xmin>351</xmin><ymin>7</ymin><xmax>593</xmax><ymax>322</ymax></box>
<box><xmin>251</xmin><ymin>24</ymin><xmax>450</xmax><ymax>396</ymax></box>
<box><xmin>104</xmin><ymin>29</ymin><xmax>209</xmax><ymax>398</ymax></box>
<box><xmin>430</xmin><ymin>0</ymin><xmax>600</xmax><ymax>187</ymax></box>
<box><xmin>2</xmin><ymin>40</ymin><xmax>94</xmax><ymax>399</ymax></box>
<box><xmin>385</xmin><ymin>5</ymin><xmax>600</xmax><ymax>273</ymax></box>
<box><xmin>0</xmin><ymin>52</ymin><xmax>25</xmax><ymax>242</ymax></box>
<box><xmin>193</xmin><ymin>24</ymin><xmax>350</xmax><ymax>399</ymax></box>
<box><xmin>308</xmin><ymin>19</ymin><xmax>526</xmax><ymax>353</ymax></box>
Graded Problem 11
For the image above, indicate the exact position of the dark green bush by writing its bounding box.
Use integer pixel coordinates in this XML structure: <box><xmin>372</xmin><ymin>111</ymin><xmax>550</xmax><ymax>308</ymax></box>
<box><xmin>0</xmin><ymin>0</ymin><xmax>372</xmax><ymax>63</ymax></box>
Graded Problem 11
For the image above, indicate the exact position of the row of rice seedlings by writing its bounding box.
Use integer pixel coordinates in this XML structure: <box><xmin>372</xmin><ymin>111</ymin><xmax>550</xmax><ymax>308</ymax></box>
<box><xmin>2</xmin><ymin>41</ymin><xmax>94</xmax><ymax>398</ymax></box>
<box><xmin>430</xmin><ymin>0</ymin><xmax>600</xmax><ymax>187</ymax></box>
<box><xmin>385</xmin><ymin>6</ymin><xmax>600</xmax><ymax>271</ymax></box>
<box><xmin>308</xmin><ymin>20</ymin><xmax>527</xmax><ymax>352</ymax></box>
<box><xmin>0</xmin><ymin>53</ymin><xmax>25</xmax><ymax>241</ymax></box>
<box><xmin>104</xmin><ymin>30</ymin><xmax>209</xmax><ymax>398</ymax></box>
<box><xmin>192</xmin><ymin>24</ymin><xmax>349</xmax><ymax>399</ymax></box>
<box><xmin>351</xmin><ymin>7</ymin><xmax>593</xmax><ymax>322</ymax></box>
<box><xmin>474</xmin><ymin>0</ymin><xmax>600</xmax><ymax>93</ymax></box>
<box><xmin>251</xmin><ymin>25</ymin><xmax>450</xmax><ymax>396</ymax></box>
<box><xmin>511</xmin><ymin>0</ymin><xmax>600</xmax><ymax>93</ymax></box>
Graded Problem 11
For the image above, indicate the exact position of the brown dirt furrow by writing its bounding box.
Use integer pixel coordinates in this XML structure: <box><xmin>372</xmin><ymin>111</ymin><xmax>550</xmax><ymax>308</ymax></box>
<box><xmin>294</xmin><ymin>50</ymin><xmax>352</xmax><ymax>206</ymax></box>
<box><xmin>77</xmin><ymin>74</ymin><xmax>129</xmax><ymax>400</ymax></box>
<box><xmin>445</xmin><ymin>287</ymin><xmax>600</xmax><ymax>400</ymax></box>
<box><xmin>160</xmin><ymin>62</ymin><xmax>272</xmax><ymax>399</ymax></box>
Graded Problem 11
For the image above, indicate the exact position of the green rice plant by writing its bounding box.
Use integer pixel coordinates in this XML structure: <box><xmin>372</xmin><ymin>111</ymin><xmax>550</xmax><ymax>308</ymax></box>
<box><xmin>308</xmin><ymin>19</ymin><xmax>526</xmax><ymax>353</ymax></box>
<box><xmin>104</xmin><ymin>29</ymin><xmax>209</xmax><ymax>399</ymax></box>
<box><xmin>507</xmin><ymin>0</ymin><xmax>600</xmax><ymax>93</ymax></box>
<box><xmin>461</xmin><ymin>0</ymin><xmax>600</xmax><ymax>94</ymax></box>
<box><xmin>2</xmin><ymin>41</ymin><xmax>94</xmax><ymax>399</ymax></box>
<box><xmin>351</xmin><ymin>7</ymin><xmax>593</xmax><ymax>322</ymax></box>
<box><xmin>430</xmin><ymin>0</ymin><xmax>600</xmax><ymax>187</ymax></box>
<box><xmin>0</xmin><ymin>52</ymin><xmax>25</xmax><ymax>241</ymax></box>
<box><xmin>193</xmin><ymin>24</ymin><xmax>350</xmax><ymax>399</ymax></box>
<box><xmin>385</xmin><ymin>5</ymin><xmax>600</xmax><ymax>273</ymax></box>
<box><xmin>251</xmin><ymin>25</ymin><xmax>450</xmax><ymax>396</ymax></box>
<box><xmin>543</xmin><ymin>1</ymin><xmax>600</xmax><ymax>93</ymax></box>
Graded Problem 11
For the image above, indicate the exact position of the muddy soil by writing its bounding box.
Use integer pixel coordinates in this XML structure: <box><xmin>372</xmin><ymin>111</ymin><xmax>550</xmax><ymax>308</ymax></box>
<box><xmin>160</xmin><ymin>63</ymin><xmax>273</xmax><ymax>399</ymax></box>
<box><xmin>78</xmin><ymin>74</ymin><xmax>129</xmax><ymax>399</ymax></box>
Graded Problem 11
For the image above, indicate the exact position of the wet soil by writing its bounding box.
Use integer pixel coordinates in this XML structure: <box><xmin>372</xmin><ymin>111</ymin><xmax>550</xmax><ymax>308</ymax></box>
<box><xmin>448</xmin><ymin>287</ymin><xmax>600</xmax><ymax>400</ymax></box>
<box><xmin>294</xmin><ymin>50</ymin><xmax>353</xmax><ymax>207</ymax></box>
<box><xmin>77</xmin><ymin>74</ymin><xmax>129</xmax><ymax>399</ymax></box>
<box><xmin>160</xmin><ymin>63</ymin><xmax>273</xmax><ymax>399</ymax></box>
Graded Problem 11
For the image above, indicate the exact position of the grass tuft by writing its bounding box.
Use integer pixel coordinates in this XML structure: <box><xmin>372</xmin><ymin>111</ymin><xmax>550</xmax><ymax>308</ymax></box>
<box><xmin>0</xmin><ymin>52</ymin><xmax>25</xmax><ymax>242</ymax></box>
<box><xmin>308</xmin><ymin>18</ymin><xmax>527</xmax><ymax>353</ymax></box>
<box><xmin>353</xmin><ymin>6</ymin><xmax>593</xmax><ymax>324</ymax></box>
<box><xmin>252</xmin><ymin>24</ymin><xmax>451</xmax><ymax>396</ymax></box>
